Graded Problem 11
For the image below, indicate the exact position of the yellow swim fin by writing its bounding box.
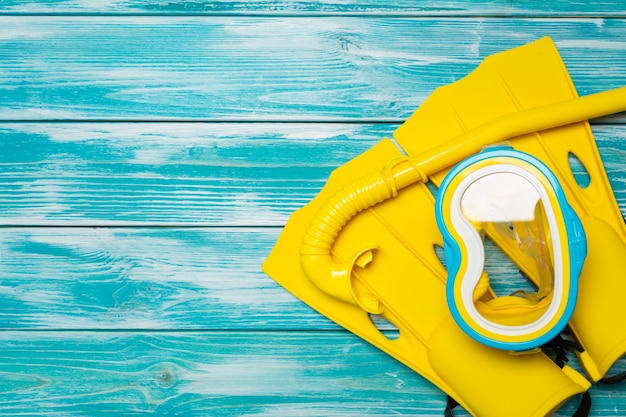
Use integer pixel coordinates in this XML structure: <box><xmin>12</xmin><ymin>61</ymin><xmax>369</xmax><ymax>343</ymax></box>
<box><xmin>394</xmin><ymin>36</ymin><xmax>626</xmax><ymax>382</ymax></box>
<box><xmin>263</xmin><ymin>38</ymin><xmax>626</xmax><ymax>415</ymax></box>
<box><xmin>263</xmin><ymin>144</ymin><xmax>591</xmax><ymax>416</ymax></box>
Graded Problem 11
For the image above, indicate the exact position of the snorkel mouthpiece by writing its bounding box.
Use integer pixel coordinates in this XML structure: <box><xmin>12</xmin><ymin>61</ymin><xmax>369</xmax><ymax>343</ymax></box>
<box><xmin>436</xmin><ymin>147</ymin><xmax>587</xmax><ymax>351</ymax></box>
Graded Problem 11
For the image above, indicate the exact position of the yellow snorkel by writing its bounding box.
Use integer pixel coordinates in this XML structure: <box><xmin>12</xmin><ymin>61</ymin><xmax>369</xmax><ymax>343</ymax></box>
<box><xmin>299</xmin><ymin>84</ymin><xmax>625</xmax><ymax>315</ymax></box>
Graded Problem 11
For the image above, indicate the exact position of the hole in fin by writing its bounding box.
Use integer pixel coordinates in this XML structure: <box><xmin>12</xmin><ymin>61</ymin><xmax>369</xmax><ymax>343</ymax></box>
<box><xmin>434</xmin><ymin>244</ymin><xmax>446</xmax><ymax>268</ymax></box>
<box><xmin>425</xmin><ymin>180</ymin><xmax>439</xmax><ymax>196</ymax></box>
<box><xmin>568</xmin><ymin>152</ymin><xmax>591</xmax><ymax>189</ymax></box>
<box><xmin>368</xmin><ymin>313</ymin><xmax>400</xmax><ymax>340</ymax></box>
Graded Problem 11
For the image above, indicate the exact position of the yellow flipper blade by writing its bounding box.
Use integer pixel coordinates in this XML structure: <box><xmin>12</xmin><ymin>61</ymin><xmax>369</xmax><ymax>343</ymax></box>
<box><xmin>263</xmin><ymin>137</ymin><xmax>590</xmax><ymax>416</ymax></box>
<box><xmin>394</xmin><ymin>36</ymin><xmax>626</xmax><ymax>381</ymax></box>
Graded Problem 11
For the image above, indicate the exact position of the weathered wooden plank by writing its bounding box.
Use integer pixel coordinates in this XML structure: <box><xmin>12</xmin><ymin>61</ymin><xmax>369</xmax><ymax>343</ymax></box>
<box><xmin>1</xmin><ymin>17</ymin><xmax>626</xmax><ymax>121</ymax></box>
<box><xmin>0</xmin><ymin>226</ymin><xmax>556</xmax><ymax>330</ymax></box>
<box><xmin>2</xmin><ymin>0</ymin><xmax>626</xmax><ymax>16</ymax></box>
<box><xmin>0</xmin><ymin>122</ymin><xmax>387</xmax><ymax>226</ymax></box>
<box><xmin>0</xmin><ymin>330</ymin><xmax>442</xmax><ymax>415</ymax></box>
<box><xmin>0</xmin><ymin>123</ymin><xmax>624</xmax><ymax>226</ymax></box>
<box><xmin>0</xmin><ymin>227</ymin><xmax>310</xmax><ymax>330</ymax></box>
<box><xmin>0</xmin><ymin>330</ymin><xmax>621</xmax><ymax>416</ymax></box>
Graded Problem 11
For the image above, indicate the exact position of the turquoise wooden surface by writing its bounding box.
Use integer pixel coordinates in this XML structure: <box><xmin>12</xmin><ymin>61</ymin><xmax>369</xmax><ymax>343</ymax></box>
<box><xmin>1</xmin><ymin>1</ymin><xmax>625</xmax><ymax>416</ymax></box>
<box><xmin>1</xmin><ymin>17</ymin><xmax>626</xmax><ymax>121</ymax></box>
<box><xmin>1</xmin><ymin>0</ymin><xmax>626</xmax><ymax>16</ymax></box>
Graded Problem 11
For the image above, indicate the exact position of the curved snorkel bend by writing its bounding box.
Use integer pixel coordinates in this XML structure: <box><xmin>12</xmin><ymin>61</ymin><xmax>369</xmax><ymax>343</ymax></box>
<box><xmin>300</xmin><ymin>86</ymin><xmax>626</xmax><ymax>310</ymax></box>
<box><xmin>299</xmin><ymin>157</ymin><xmax>427</xmax><ymax>313</ymax></box>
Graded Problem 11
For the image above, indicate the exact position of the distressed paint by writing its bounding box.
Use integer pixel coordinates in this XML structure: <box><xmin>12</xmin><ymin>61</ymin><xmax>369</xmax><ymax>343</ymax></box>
<box><xmin>0</xmin><ymin>123</ymin><xmax>388</xmax><ymax>226</ymax></box>
<box><xmin>0</xmin><ymin>227</ymin><xmax>308</xmax><ymax>330</ymax></box>
<box><xmin>0</xmin><ymin>331</ymin><xmax>444</xmax><ymax>415</ymax></box>
<box><xmin>0</xmin><ymin>331</ymin><xmax>621</xmax><ymax>416</ymax></box>
<box><xmin>0</xmin><ymin>0</ymin><xmax>626</xmax><ymax>16</ymax></box>
<box><xmin>0</xmin><ymin>123</ymin><xmax>623</xmax><ymax>226</ymax></box>
<box><xmin>0</xmin><ymin>17</ymin><xmax>625</xmax><ymax>121</ymax></box>
<box><xmin>0</xmin><ymin>4</ymin><xmax>624</xmax><ymax>416</ymax></box>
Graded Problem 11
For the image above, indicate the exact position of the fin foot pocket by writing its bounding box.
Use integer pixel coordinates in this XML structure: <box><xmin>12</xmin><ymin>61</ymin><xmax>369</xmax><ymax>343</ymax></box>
<box><xmin>428</xmin><ymin>317</ymin><xmax>590</xmax><ymax>417</ymax></box>
<box><xmin>444</xmin><ymin>392</ymin><xmax>591</xmax><ymax>417</ymax></box>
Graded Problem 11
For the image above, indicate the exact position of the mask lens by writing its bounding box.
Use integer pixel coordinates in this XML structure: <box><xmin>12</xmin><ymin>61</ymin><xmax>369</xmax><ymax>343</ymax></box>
<box><xmin>459</xmin><ymin>170</ymin><xmax>555</xmax><ymax>306</ymax></box>
<box><xmin>491</xmin><ymin>200</ymin><xmax>555</xmax><ymax>303</ymax></box>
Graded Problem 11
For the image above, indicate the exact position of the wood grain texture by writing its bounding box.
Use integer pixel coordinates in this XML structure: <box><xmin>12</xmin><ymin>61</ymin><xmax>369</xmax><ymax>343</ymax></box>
<box><xmin>1</xmin><ymin>17</ymin><xmax>626</xmax><ymax>121</ymax></box>
<box><xmin>0</xmin><ymin>331</ymin><xmax>622</xmax><ymax>416</ymax></box>
<box><xmin>0</xmin><ymin>123</ymin><xmax>387</xmax><ymax>226</ymax></box>
<box><xmin>1</xmin><ymin>0</ymin><xmax>626</xmax><ymax>16</ymax></box>
<box><xmin>0</xmin><ymin>227</ymin><xmax>307</xmax><ymax>330</ymax></box>
<box><xmin>2</xmin><ymin>3</ymin><xmax>626</xmax><ymax>415</ymax></box>
<box><xmin>0</xmin><ymin>330</ymin><xmax>443</xmax><ymax>416</ymax></box>
<box><xmin>0</xmin><ymin>123</ymin><xmax>624</xmax><ymax>226</ymax></box>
